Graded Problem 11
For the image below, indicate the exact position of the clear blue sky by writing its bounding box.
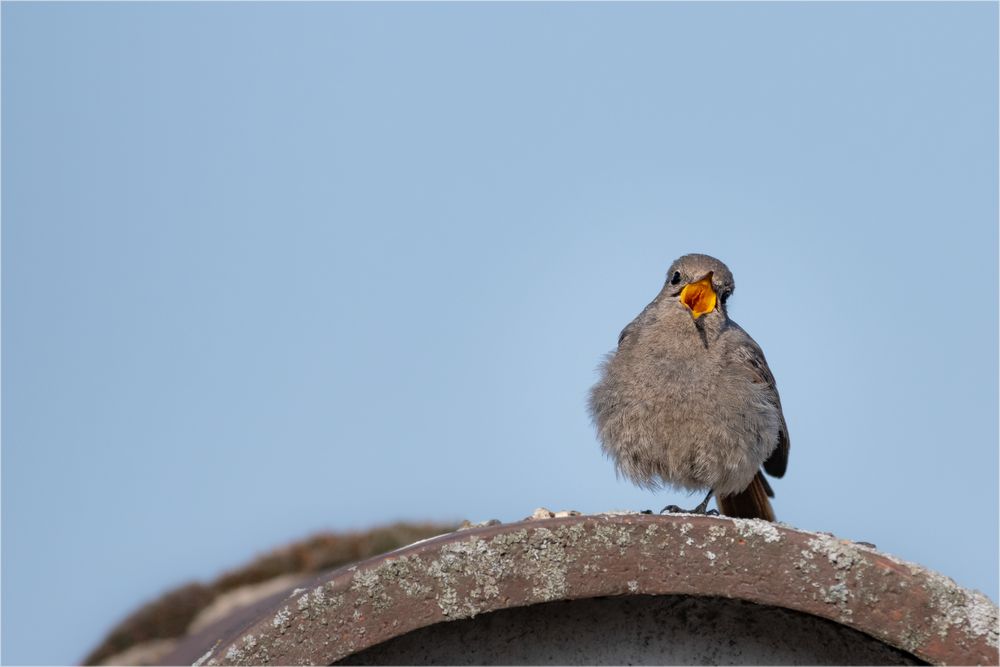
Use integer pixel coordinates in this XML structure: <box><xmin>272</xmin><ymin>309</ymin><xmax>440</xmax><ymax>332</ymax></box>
<box><xmin>2</xmin><ymin>3</ymin><xmax>997</xmax><ymax>664</ymax></box>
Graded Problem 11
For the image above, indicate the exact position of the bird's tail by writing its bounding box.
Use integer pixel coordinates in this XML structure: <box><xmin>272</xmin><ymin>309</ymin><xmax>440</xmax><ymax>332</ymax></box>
<box><xmin>717</xmin><ymin>471</ymin><xmax>775</xmax><ymax>521</ymax></box>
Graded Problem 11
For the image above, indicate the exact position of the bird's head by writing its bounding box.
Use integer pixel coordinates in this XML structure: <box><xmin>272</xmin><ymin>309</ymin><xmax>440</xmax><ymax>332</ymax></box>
<box><xmin>664</xmin><ymin>254</ymin><xmax>735</xmax><ymax>320</ymax></box>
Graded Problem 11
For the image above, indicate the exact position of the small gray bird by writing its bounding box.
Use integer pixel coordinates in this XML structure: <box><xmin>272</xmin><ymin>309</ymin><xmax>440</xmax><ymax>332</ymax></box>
<box><xmin>588</xmin><ymin>253</ymin><xmax>789</xmax><ymax>521</ymax></box>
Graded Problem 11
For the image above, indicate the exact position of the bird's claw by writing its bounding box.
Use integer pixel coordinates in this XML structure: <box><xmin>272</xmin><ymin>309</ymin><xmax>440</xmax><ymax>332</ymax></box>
<box><xmin>659</xmin><ymin>504</ymin><xmax>719</xmax><ymax>516</ymax></box>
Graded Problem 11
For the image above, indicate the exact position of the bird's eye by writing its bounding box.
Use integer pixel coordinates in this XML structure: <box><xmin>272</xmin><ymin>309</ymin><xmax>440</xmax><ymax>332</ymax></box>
<box><xmin>670</xmin><ymin>271</ymin><xmax>681</xmax><ymax>285</ymax></box>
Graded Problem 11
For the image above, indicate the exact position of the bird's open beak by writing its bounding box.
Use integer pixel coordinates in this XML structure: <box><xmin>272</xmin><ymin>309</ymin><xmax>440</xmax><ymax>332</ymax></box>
<box><xmin>679</xmin><ymin>272</ymin><xmax>716</xmax><ymax>319</ymax></box>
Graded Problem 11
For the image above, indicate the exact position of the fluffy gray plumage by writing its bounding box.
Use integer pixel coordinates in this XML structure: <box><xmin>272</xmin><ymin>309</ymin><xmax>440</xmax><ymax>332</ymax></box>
<box><xmin>588</xmin><ymin>253</ymin><xmax>789</xmax><ymax>498</ymax></box>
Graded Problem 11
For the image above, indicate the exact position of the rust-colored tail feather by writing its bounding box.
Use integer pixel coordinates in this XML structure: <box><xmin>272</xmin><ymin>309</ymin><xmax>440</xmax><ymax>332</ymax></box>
<box><xmin>717</xmin><ymin>472</ymin><xmax>775</xmax><ymax>521</ymax></box>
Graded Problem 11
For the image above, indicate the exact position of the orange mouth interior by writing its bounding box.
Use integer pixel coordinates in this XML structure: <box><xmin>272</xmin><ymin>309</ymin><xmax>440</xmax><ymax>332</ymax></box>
<box><xmin>679</xmin><ymin>274</ymin><xmax>717</xmax><ymax>319</ymax></box>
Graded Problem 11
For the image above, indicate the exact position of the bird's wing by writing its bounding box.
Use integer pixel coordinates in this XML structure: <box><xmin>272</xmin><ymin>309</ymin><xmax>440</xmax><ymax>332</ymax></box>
<box><xmin>617</xmin><ymin>296</ymin><xmax>662</xmax><ymax>347</ymax></box>
<box><xmin>730</xmin><ymin>333</ymin><xmax>790</xmax><ymax>479</ymax></box>
<box><xmin>617</xmin><ymin>320</ymin><xmax>637</xmax><ymax>346</ymax></box>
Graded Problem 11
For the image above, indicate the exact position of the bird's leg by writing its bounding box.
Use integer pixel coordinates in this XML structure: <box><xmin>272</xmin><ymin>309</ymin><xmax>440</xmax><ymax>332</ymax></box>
<box><xmin>660</xmin><ymin>489</ymin><xmax>719</xmax><ymax>516</ymax></box>
<box><xmin>694</xmin><ymin>489</ymin><xmax>719</xmax><ymax>515</ymax></box>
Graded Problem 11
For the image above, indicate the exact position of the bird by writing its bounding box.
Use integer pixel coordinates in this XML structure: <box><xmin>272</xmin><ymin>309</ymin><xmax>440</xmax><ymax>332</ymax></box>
<box><xmin>588</xmin><ymin>253</ymin><xmax>789</xmax><ymax>521</ymax></box>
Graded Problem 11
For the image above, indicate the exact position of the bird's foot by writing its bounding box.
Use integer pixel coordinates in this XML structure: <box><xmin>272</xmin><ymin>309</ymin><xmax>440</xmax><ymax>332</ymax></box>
<box><xmin>660</xmin><ymin>490</ymin><xmax>717</xmax><ymax>516</ymax></box>
<box><xmin>659</xmin><ymin>505</ymin><xmax>720</xmax><ymax>516</ymax></box>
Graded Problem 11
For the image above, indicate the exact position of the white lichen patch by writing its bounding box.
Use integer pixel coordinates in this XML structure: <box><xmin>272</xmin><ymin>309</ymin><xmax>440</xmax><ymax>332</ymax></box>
<box><xmin>807</xmin><ymin>535</ymin><xmax>863</xmax><ymax>571</ymax></box>
<box><xmin>804</xmin><ymin>534</ymin><xmax>866</xmax><ymax>621</ymax></box>
<box><xmin>627</xmin><ymin>580</ymin><xmax>639</xmax><ymax>593</ymax></box>
<box><xmin>351</xmin><ymin>566</ymin><xmax>391</xmax><ymax>610</ymax></box>
<box><xmin>734</xmin><ymin>518</ymin><xmax>782</xmax><ymax>544</ymax></box>
<box><xmin>312</xmin><ymin>583</ymin><xmax>345</xmax><ymax>612</ymax></box>
<box><xmin>436</xmin><ymin>583</ymin><xmax>460</xmax><ymax>616</ymax></box>
<box><xmin>531</xmin><ymin>528</ymin><xmax>574</xmax><ymax>598</ymax></box>
<box><xmin>425</xmin><ymin>534</ymin><xmax>522</xmax><ymax>618</ymax></box>
<box><xmin>705</xmin><ymin>551</ymin><xmax>717</xmax><ymax>562</ymax></box>
<box><xmin>559</xmin><ymin>522</ymin><xmax>588</xmax><ymax>547</ymax></box>
<box><xmin>397</xmin><ymin>575</ymin><xmax>433</xmax><ymax>598</ymax></box>
<box><xmin>962</xmin><ymin>594</ymin><xmax>999</xmax><ymax>646</ymax></box>
<box><xmin>822</xmin><ymin>582</ymin><xmax>850</xmax><ymax>605</ymax></box>
<box><xmin>350</xmin><ymin>555</ymin><xmax>430</xmax><ymax>612</ymax></box>
<box><xmin>222</xmin><ymin>635</ymin><xmax>257</xmax><ymax>664</ymax></box>
<box><xmin>411</xmin><ymin>524</ymin><xmax>588</xmax><ymax>618</ymax></box>
<box><xmin>707</xmin><ymin>524</ymin><xmax>728</xmax><ymax>541</ymax></box>
<box><xmin>593</xmin><ymin>523</ymin><xmax>632</xmax><ymax>552</ymax></box>
<box><xmin>193</xmin><ymin>648</ymin><xmax>214</xmax><ymax>667</ymax></box>
<box><xmin>795</xmin><ymin>549</ymin><xmax>819</xmax><ymax>574</ymax></box>
<box><xmin>271</xmin><ymin>605</ymin><xmax>291</xmax><ymax>630</ymax></box>
<box><xmin>921</xmin><ymin>570</ymin><xmax>1000</xmax><ymax>648</ymax></box>
<box><xmin>351</xmin><ymin>567</ymin><xmax>382</xmax><ymax>591</ymax></box>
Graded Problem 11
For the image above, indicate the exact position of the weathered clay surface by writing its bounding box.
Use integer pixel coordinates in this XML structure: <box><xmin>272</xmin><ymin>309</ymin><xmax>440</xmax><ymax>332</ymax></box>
<box><xmin>162</xmin><ymin>513</ymin><xmax>999</xmax><ymax>666</ymax></box>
